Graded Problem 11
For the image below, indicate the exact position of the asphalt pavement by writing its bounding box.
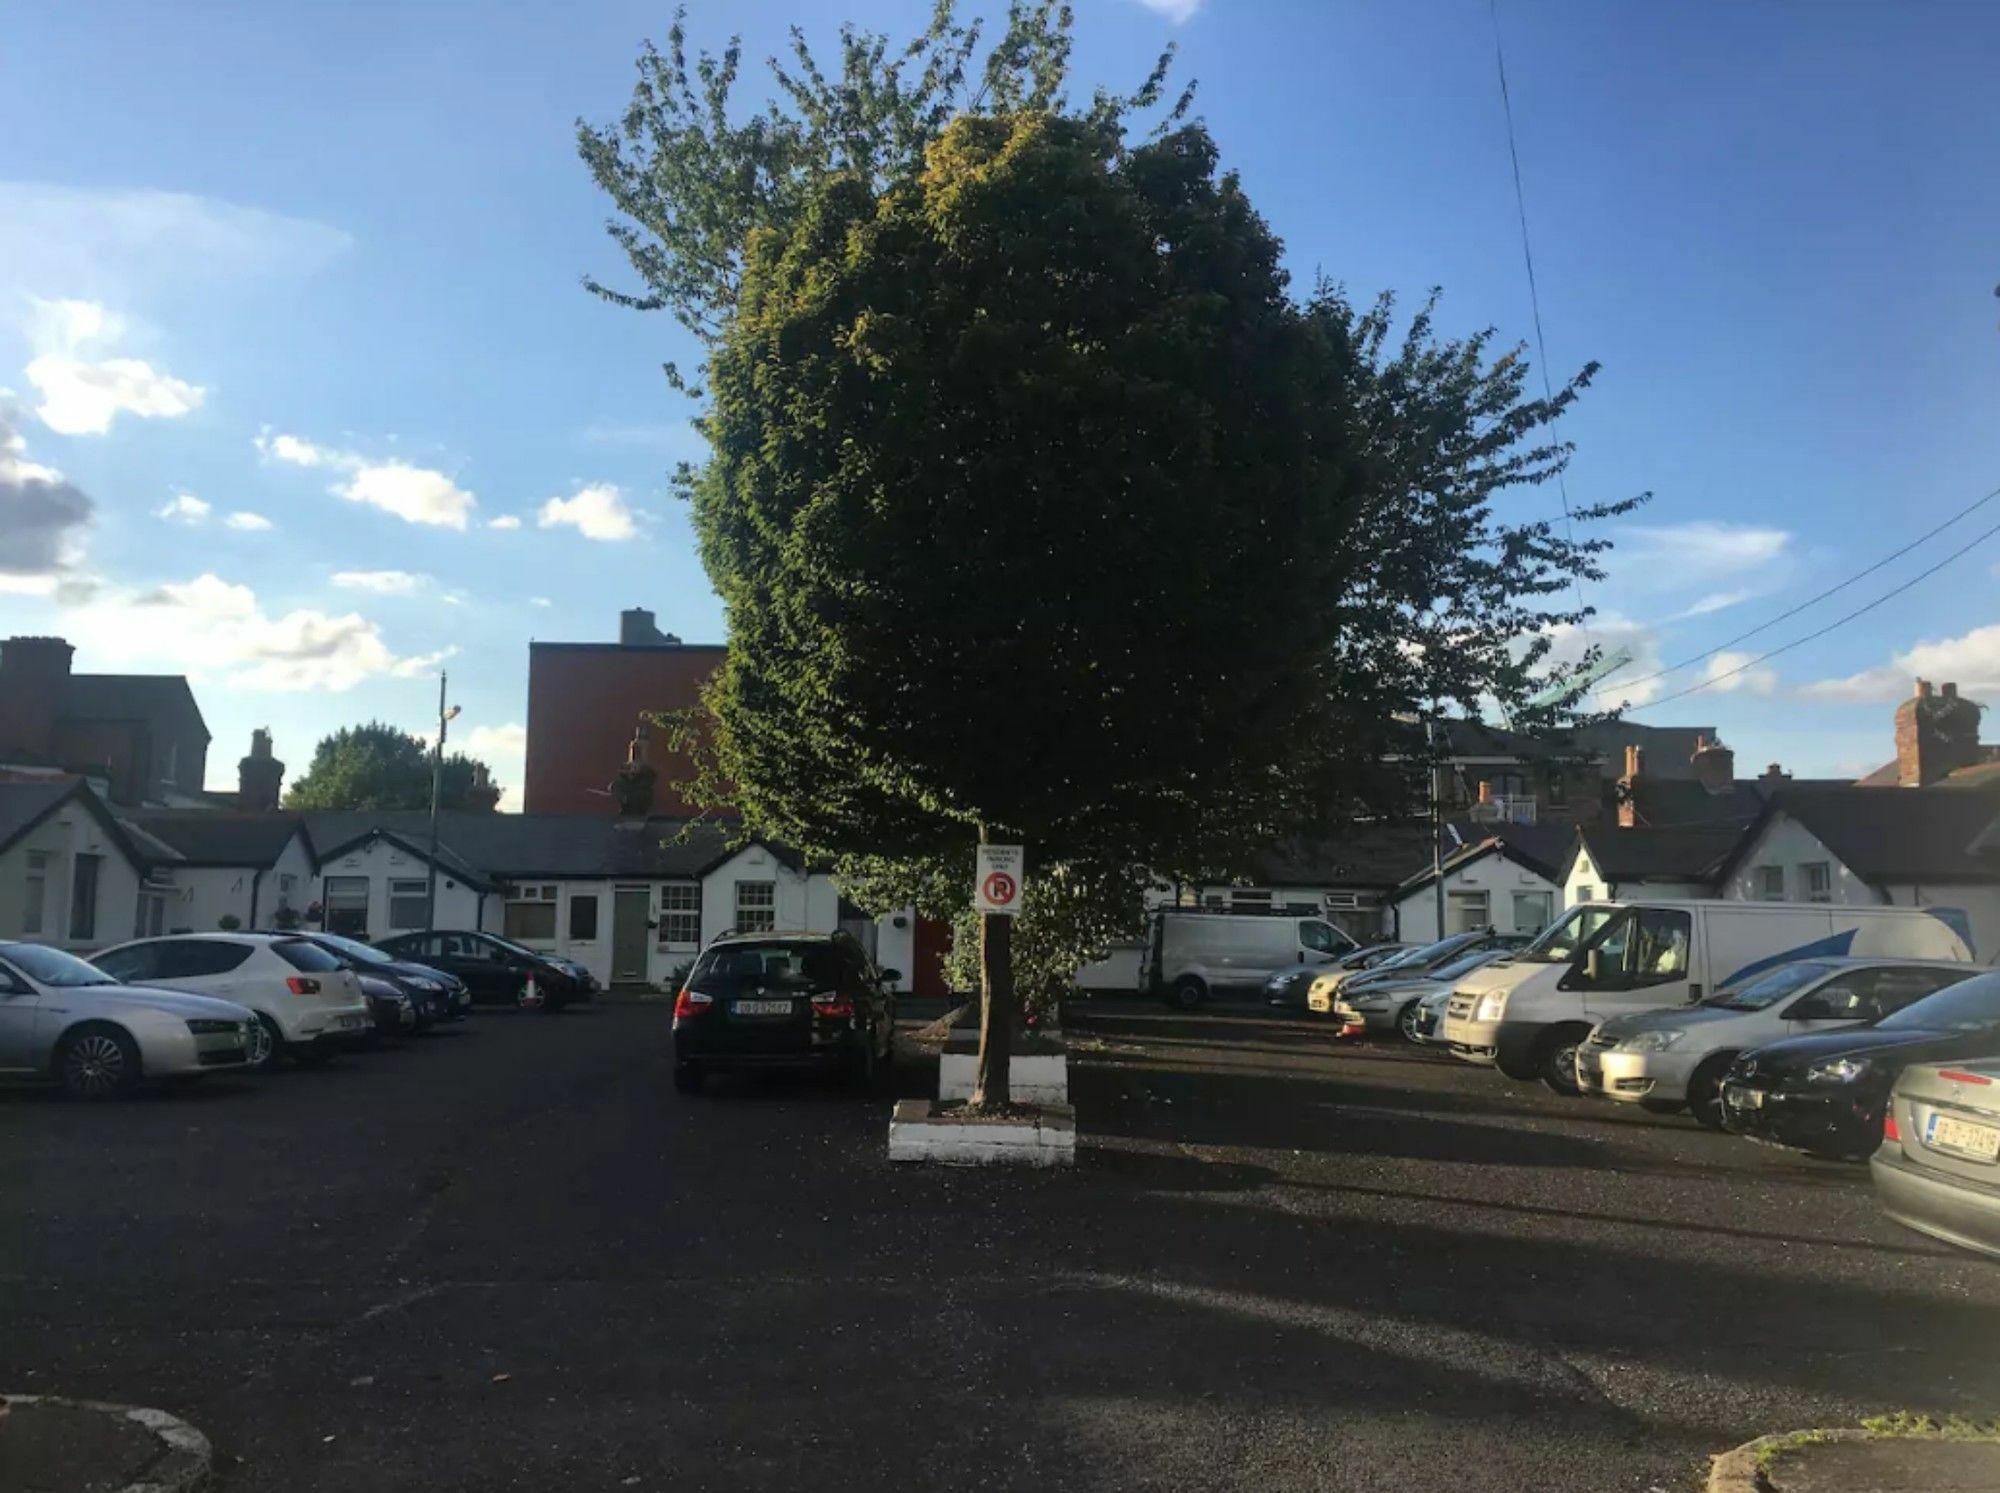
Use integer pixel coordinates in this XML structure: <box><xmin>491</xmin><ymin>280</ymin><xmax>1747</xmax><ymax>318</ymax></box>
<box><xmin>3</xmin><ymin>999</ymin><xmax>1997</xmax><ymax>1493</ymax></box>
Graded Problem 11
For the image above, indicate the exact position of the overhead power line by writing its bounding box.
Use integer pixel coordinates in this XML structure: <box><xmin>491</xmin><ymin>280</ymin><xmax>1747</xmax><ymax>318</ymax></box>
<box><xmin>1605</xmin><ymin>479</ymin><xmax>2000</xmax><ymax>694</ymax></box>
<box><xmin>1624</xmin><ymin>505</ymin><xmax>2000</xmax><ymax>714</ymax></box>
<box><xmin>1489</xmin><ymin>0</ymin><xmax>1588</xmax><ymax>636</ymax></box>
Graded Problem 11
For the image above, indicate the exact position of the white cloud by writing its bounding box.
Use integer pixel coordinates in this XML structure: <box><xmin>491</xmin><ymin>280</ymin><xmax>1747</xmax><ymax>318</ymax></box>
<box><xmin>24</xmin><ymin>298</ymin><xmax>205</xmax><ymax>436</ymax></box>
<box><xmin>0</xmin><ymin>183</ymin><xmax>351</xmax><ymax>309</ymax></box>
<box><xmin>538</xmin><ymin>482</ymin><xmax>638</xmax><ymax>542</ymax></box>
<box><xmin>465</xmin><ymin>722</ymin><xmax>527</xmax><ymax>812</ymax></box>
<box><xmin>1601</xmin><ymin>520</ymin><xmax>1794</xmax><ymax>622</ymax></box>
<box><xmin>225</xmin><ymin>511</ymin><xmax>273</xmax><ymax>532</ymax></box>
<box><xmin>156</xmin><ymin>492</ymin><xmax>211</xmax><ymax>524</ymax></box>
<box><xmin>1702</xmin><ymin>650</ymin><xmax>1777</xmax><ymax>696</ymax></box>
<box><xmin>332</xmin><ymin>569</ymin><xmax>426</xmax><ymax>595</ymax></box>
<box><xmin>530</xmin><ymin>596</ymin><xmax>552</xmax><ymax>608</ymax></box>
<box><xmin>1672</xmin><ymin>588</ymin><xmax>1756</xmax><ymax>621</ymax></box>
<box><xmin>1801</xmin><ymin>623</ymin><xmax>2000</xmax><ymax>703</ymax></box>
<box><xmin>62</xmin><ymin>572</ymin><xmax>440</xmax><ymax>692</ymax></box>
<box><xmin>258</xmin><ymin>431</ymin><xmax>475</xmax><ymax>529</ymax></box>
<box><xmin>488</xmin><ymin>514</ymin><xmax>522</xmax><ymax>531</ymax></box>
<box><xmin>390</xmin><ymin>645</ymin><xmax>458</xmax><ymax>679</ymax></box>
<box><xmin>1132</xmin><ymin>0</ymin><xmax>1203</xmax><ymax>21</ymax></box>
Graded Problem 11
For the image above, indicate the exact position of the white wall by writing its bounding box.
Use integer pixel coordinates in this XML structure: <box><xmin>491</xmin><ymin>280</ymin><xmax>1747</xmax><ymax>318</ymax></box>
<box><xmin>0</xmin><ymin>804</ymin><xmax>144</xmax><ymax>952</ymax></box>
<box><xmin>496</xmin><ymin>878</ymin><xmax>707</xmax><ymax>990</ymax></box>
<box><xmin>167</xmin><ymin>830</ymin><xmax>315</xmax><ymax>933</ymax></box>
<box><xmin>1395</xmin><ymin>853</ymin><xmax>1559</xmax><ymax>945</ymax></box>
<box><xmin>312</xmin><ymin>837</ymin><xmax>488</xmax><ymax>943</ymax></box>
<box><xmin>1721</xmin><ymin>817</ymin><xmax>1877</xmax><ymax>908</ymax></box>
<box><xmin>1565</xmin><ymin>844</ymin><xmax>1709</xmax><ymax>907</ymax></box>
<box><xmin>1564</xmin><ymin>845</ymin><xmax>1603</xmax><ymax>908</ymax></box>
<box><xmin>874</xmin><ymin>911</ymin><xmax>916</xmax><ymax>992</ymax></box>
<box><xmin>700</xmin><ymin>846</ymin><xmax>838</xmax><ymax>945</ymax></box>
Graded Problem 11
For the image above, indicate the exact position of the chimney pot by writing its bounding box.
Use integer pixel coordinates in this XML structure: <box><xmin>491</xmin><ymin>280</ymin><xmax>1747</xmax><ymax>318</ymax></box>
<box><xmin>1622</xmin><ymin>744</ymin><xmax>1644</xmax><ymax>780</ymax></box>
<box><xmin>1690</xmin><ymin>735</ymin><xmax>1736</xmax><ymax>795</ymax></box>
<box><xmin>1942</xmin><ymin>682</ymin><xmax>1959</xmax><ymax>700</ymax></box>
<box><xmin>1916</xmin><ymin>679</ymin><xmax>1935</xmax><ymax>698</ymax></box>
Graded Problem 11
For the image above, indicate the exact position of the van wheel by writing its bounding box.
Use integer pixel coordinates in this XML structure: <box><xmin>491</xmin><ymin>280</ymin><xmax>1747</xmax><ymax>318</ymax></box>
<box><xmin>1536</xmin><ymin>1025</ymin><xmax>1591</xmax><ymax>1096</ymax></box>
<box><xmin>1686</xmin><ymin>1054</ymin><xmax>1737</xmax><ymax>1131</ymax></box>
<box><xmin>1169</xmin><ymin>976</ymin><xmax>1208</xmax><ymax>1010</ymax></box>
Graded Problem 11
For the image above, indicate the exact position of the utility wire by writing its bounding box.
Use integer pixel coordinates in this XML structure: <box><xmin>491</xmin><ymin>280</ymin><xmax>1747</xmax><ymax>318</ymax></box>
<box><xmin>1489</xmin><ymin>0</ymin><xmax>1589</xmax><ymax>636</ymax></box>
<box><xmin>1624</xmin><ymin>507</ymin><xmax>2000</xmax><ymax>714</ymax></box>
<box><xmin>1605</xmin><ymin>480</ymin><xmax>2000</xmax><ymax>693</ymax></box>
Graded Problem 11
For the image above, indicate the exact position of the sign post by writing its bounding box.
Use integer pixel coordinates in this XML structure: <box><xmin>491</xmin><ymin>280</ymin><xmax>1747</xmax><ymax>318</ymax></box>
<box><xmin>974</xmin><ymin>844</ymin><xmax>1025</xmax><ymax>916</ymax></box>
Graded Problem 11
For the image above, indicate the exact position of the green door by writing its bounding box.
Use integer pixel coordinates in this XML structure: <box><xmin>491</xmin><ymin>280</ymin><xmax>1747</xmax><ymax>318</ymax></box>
<box><xmin>613</xmin><ymin>886</ymin><xmax>652</xmax><ymax>984</ymax></box>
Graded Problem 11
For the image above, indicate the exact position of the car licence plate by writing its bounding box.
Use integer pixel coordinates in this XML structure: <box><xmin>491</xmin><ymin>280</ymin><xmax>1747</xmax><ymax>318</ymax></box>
<box><xmin>336</xmin><ymin>1014</ymin><xmax>367</xmax><ymax>1031</ymax></box>
<box><xmin>1724</xmin><ymin>1083</ymin><xmax>1764</xmax><ymax>1110</ymax></box>
<box><xmin>733</xmin><ymin>998</ymin><xmax>793</xmax><ymax>1017</ymax></box>
<box><xmin>1925</xmin><ymin>1113</ymin><xmax>2000</xmax><ymax>1163</ymax></box>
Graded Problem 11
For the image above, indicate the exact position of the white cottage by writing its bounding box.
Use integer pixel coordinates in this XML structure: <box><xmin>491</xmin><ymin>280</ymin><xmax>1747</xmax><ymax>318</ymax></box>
<box><xmin>1391</xmin><ymin>831</ymin><xmax>1564</xmax><ymax>944</ymax></box>
<box><xmin>1560</xmin><ymin>823</ymin><xmax>1745</xmax><ymax>908</ymax></box>
<box><xmin>0</xmin><ymin>779</ymin><xmax>152</xmax><ymax>951</ymax></box>
<box><xmin>121</xmin><ymin>812</ymin><xmax>317</xmax><ymax>934</ymax></box>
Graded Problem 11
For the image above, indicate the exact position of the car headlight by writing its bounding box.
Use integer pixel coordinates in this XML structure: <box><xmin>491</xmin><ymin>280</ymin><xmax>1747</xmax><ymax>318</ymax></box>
<box><xmin>407</xmin><ymin>977</ymin><xmax>441</xmax><ymax>993</ymax></box>
<box><xmin>1619</xmin><ymin>1030</ymin><xmax>1685</xmax><ymax>1054</ymax></box>
<box><xmin>1805</xmin><ymin>1056</ymin><xmax>1875</xmax><ymax>1085</ymax></box>
<box><xmin>1474</xmin><ymin>992</ymin><xmax>1508</xmax><ymax>1021</ymax></box>
<box><xmin>185</xmin><ymin>1018</ymin><xmax>240</xmax><ymax>1034</ymax></box>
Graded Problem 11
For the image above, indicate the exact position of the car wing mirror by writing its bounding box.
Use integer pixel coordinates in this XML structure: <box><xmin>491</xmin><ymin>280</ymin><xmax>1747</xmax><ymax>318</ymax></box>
<box><xmin>879</xmin><ymin>968</ymin><xmax>903</xmax><ymax>984</ymax></box>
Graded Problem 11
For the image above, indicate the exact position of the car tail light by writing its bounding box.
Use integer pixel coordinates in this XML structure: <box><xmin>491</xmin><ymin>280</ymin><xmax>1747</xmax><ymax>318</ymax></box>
<box><xmin>1884</xmin><ymin>1108</ymin><xmax>1902</xmax><ymax>1144</ymax></box>
<box><xmin>673</xmin><ymin>989</ymin><xmax>713</xmax><ymax>1019</ymax></box>
<box><xmin>1939</xmin><ymin>1070</ymin><xmax>1994</xmax><ymax>1086</ymax></box>
<box><xmin>810</xmin><ymin>991</ymin><xmax>855</xmax><ymax>1019</ymax></box>
<box><xmin>286</xmin><ymin>976</ymin><xmax>320</xmax><ymax>995</ymax></box>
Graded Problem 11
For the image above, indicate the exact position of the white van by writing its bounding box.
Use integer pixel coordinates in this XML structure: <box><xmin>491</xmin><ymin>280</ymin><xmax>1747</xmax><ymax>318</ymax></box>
<box><xmin>1439</xmin><ymin>900</ymin><xmax>1975</xmax><ymax>1093</ymax></box>
<box><xmin>1142</xmin><ymin>911</ymin><xmax>1355</xmax><ymax>1008</ymax></box>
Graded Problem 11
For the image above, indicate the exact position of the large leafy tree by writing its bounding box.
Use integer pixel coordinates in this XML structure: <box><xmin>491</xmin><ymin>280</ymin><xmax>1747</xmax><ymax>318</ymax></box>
<box><xmin>582</xmin><ymin>5</ymin><xmax>1638</xmax><ymax>1105</ymax></box>
<box><xmin>283</xmin><ymin>723</ymin><xmax>502</xmax><ymax>813</ymax></box>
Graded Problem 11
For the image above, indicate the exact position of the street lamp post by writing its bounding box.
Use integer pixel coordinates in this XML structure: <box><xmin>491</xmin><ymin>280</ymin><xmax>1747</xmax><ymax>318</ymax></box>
<box><xmin>425</xmin><ymin>673</ymin><xmax>461</xmax><ymax>931</ymax></box>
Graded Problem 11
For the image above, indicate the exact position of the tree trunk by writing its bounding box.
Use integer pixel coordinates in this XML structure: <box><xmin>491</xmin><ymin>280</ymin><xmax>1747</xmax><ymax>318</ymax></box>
<box><xmin>969</xmin><ymin>910</ymin><xmax>1013</xmax><ymax>1110</ymax></box>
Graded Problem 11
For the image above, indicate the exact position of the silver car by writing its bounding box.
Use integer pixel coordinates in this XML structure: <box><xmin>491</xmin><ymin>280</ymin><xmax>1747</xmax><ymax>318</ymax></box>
<box><xmin>1334</xmin><ymin>948</ymin><xmax>1517</xmax><ymax>1041</ymax></box>
<box><xmin>0</xmin><ymin>940</ymin><xmax>262</xmax><ymax>1099</ymax></box>
<box><xmin>1874</xmin><ymin>1058</ymin><xmax>2000</xmax><ymax>1258</ymax></box>
<box><xmin>1577</xmin><ymin>957</ymin><xmax>1972</xmax><ymax>1128</ymax></box>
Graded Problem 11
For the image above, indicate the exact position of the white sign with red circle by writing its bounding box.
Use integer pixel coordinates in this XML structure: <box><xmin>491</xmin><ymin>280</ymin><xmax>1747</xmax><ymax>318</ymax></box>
<box><xmin>974</xmin><ymin>845</ymin><xmax>1025</xmax><ymax>916</ymax></box>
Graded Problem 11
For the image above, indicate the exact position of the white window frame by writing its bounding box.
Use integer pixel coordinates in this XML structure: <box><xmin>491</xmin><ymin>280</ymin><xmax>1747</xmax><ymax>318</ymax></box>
<box><xmin>568</xmin><ymin>890</ymin><xmax>601</xmax><ymax>943</ymax></box>
<box><xmin>1446</xmin><ymin>888</ymin><xmax>1491</xmax><ymax>934</ymax></box>
<box><xmin>1801</xmin><ymin>862</ymin><xmax>1833</xmax><ymax>903</ymax></box>
<box><xmin>735</xmin><ymin>880</ymin><xmax>777</xmax><ymax>934</ymax></box>
<box><xmin>1511</xmin><ymin>890</ymin><xmax>1554</xmax><ymax>933</ymax></box>
<box><xmin>388</xmin><ymin>878</ymin><xmax>430</xmax><ymax>930</ymax></box>
<box><xmin>658</xmin><ymin>882</ymin><xmax>701</xmax><ymax>946</ymax></box>
<box><xmin>323</xmin><ymin>875</ymin><xmax>371</xmax><ymax>937</ymax></box>
<box><xmin>1573</xmin><ymin>884</ymin><xmax>1596</xmax><ymax>906</ymax></box>
<box><xmin>504</xmin><ymin>883</ymin><xmax>559</xmax><ymax>943</ymax></box>
<box><xmin>1755</xmin><ymin>865</ymin><xmax>1785</xmax><ymax>901</ymax></box>
<box><xmin>22</xmin><ymin>850</ymin><xmax>49</xmax><ymax>936</ymax></box>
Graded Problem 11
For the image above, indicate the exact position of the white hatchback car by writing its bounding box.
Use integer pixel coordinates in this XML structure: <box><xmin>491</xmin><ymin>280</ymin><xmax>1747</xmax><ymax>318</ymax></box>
<box><xmin>92</xmin><ymin>933</ymin><xmax>371</xmax><ymax>1067</ymax></box>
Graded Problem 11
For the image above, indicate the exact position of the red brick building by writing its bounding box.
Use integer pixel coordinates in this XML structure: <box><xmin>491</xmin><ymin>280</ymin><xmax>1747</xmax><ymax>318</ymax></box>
<box><xmin>523</xmin><ymin>609</ymin><xmax>726</xmax><ymax>816</ymax></box>
<box><xmin>0</xmin><ymin>636</ymin><xmax>210</xmax><ymax>806</ymax></box>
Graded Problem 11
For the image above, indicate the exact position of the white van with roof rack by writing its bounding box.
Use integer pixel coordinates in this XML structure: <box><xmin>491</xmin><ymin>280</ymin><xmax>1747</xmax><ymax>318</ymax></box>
<box><xmin>1439</xmin><ymin>899</ymin><xmax>1975</xmax><ymax>1095</ymax></box>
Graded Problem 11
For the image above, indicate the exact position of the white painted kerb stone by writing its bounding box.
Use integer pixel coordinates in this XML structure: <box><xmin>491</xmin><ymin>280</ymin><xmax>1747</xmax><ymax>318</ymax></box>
<box><xmin>888</xmin><ymin>1099</ymin><xmax>1076</xmax><ymax>1167</ymax></box>
<box><xmin>937</xmin><ymin>1050</ymin><xmax>1068</xmax><ymax>1104</ymax></box>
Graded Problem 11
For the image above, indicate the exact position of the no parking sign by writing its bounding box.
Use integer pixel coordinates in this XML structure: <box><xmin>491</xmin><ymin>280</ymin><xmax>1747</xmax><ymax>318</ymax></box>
<box><xmin>974</xmin><ymin>845</ymin><xmax>1025</xmax><ymax>916</ymax></box>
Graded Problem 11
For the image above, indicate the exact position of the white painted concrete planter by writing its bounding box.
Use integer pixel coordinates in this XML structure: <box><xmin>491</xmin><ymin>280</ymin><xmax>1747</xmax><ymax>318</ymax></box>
<box><xmin>937</xmin><ymin>1026</ymin><xmax>1068</xmax><ymax>1105</ymax></box>
<box><xmin>888</xmin><ymin>1099</ymin><xmax>1075</xmax><ymax>1167</ymax></box>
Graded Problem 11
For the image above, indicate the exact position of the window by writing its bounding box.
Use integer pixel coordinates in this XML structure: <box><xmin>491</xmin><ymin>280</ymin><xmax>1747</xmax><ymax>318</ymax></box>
<box><xmin>569</xmin><ymin>893</ymin><xmax>600</xmax><ymax>941</ymax></box>
<box><xmin>22</xmin><ymin>851</ymin><xmax>48</xmax><ymax>936</ymax></box>
<box><xmin>658</xmin><ymin>882</ymin><xmax>700</xmax><ymax>945</ymax></box>
<box><xmin>1574</xmin><ymin>885</ymin><xmax>1596</xmax><ymax>906</ymax></box>
<box><xmin>1512</xmin><ymin>891</ymin><xmax>1554</xmax><ymax>933</ymax></box>
<box><xmin>388</xmin><ymin>879</ymin><xmax>429</xmax><ymax>930</ymax></box>
<box><xmin>1800</xmin><ymin>863</ymin><xmax>1832</xmax><ymax>903</ymax></box>
<box><xmin>1754</xmin><ymin>865</ymin><xmax>1785</xmax><ymax>901</ymax></box>
<box><xmin>735</xmin><ymin>881</ymin><xmax>777</xmax><ymax>933</ymax></box>
<box><xmin>161</xmin><ymin>941</ymin><xmax>255</xmax><ymax>978</ymax></box>
<box><xmin>272</xmin><ymin>939</ymin><xmax>342</xmax><ymax>973</ymax></box>
<box><xmin>135</xmin><ymin>890</ymin><xmax>167</xmax><ymax>939</ymax></box>
<box><xmin>324</xmin><ymin>876</ymin><xmax>370</xmax><ymax>937</ymax></box>
<box><xmin>1299</xmin><ymin>919</ymin><xmax>1349</xmax><ymax>955</ymax></box>
<box><xmin>68</xmin><ymin>854</ymin><xmax>100</xmax><ymax>942</ymax></box>
<box><xmin>504</xmin><ymin>883</ymin><xmax>557</xmax><ymax>941</ymax></box>
<box><xmin>91</xmin><ymin>944</ymin><xmax>157</xmax><ymax>982</ymax></box>
<box><xmin>1545</xmin><ymin>768</ymin><xmax>1567</xmax><ymax>807</ymax></box>
<box><xmin>1574</xmin><ymin>907</ymin><xmax>1693</xmax><ymax>990</ymax></box>
<box><xmin>1229</xmin><ymin>889</ymin><xmax>1272</xmax><ymax>912</ymax></box>
<box><xmin>1446</xmin><ymin>890</ymin><xmax>1490</xmax><ymax>934</ymax></box>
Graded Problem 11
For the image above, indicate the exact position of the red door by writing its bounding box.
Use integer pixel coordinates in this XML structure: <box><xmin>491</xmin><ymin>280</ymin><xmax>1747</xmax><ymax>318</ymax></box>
<box><xmin>912</xmin><ymin>915</ymin><xmax>953</xmax><ymax>997</ymax></box>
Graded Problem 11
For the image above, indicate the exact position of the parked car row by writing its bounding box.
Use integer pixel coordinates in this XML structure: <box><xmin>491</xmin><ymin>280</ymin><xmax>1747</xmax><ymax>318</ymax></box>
<box><xmin>1314</xmin><ymin>899</ymin><xmax>2000</xmax><ymax>1260</ymax></box>
<box><xmin>0</xmin><ymin>926</ymin><xmax>598</xmax><ymax>1101</ymax></box>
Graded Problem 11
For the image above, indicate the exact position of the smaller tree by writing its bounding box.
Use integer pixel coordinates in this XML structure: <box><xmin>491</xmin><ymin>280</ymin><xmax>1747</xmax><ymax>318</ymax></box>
<box><xmin>283</xmin><ymin>723</ymin><xmax>504</xmax><ymax>812</ymax></box>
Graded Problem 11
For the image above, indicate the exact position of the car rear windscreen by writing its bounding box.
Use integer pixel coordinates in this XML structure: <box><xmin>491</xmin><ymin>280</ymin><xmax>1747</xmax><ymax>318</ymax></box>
<box><xmin>273</xmin><ymin>939</ymin><xmax>345</xmax><ymax>973</ymax></box>
<box><xmin>688</xmin><ymin>943</ymin><xmax>842</xmax><ymax>994</ymax></box>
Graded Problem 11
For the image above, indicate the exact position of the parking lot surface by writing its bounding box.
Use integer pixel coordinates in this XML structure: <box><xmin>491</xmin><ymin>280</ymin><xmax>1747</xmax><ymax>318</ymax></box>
<box><xmin>4</xmin><ymin>1001</ymin><xmax>1998</xmax><ymax>1492</ymax></box>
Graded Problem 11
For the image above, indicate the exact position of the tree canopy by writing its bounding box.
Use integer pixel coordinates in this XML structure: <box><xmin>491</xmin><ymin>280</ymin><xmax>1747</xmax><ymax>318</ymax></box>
<box><xmin>283</xmin><ymin>723</ymin><xmax>503</xmax><ymax>813</ymax></box>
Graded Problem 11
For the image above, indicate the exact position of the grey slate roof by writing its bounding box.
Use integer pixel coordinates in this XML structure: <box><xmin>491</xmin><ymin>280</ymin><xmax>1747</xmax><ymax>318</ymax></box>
<box><xmin>1743</xmin><ymin>786</ymin><xmax>2000</xmax><ymax>886</ymax></box>
<box><xmin>123</xmin><ymin>812</ymin><xmax>308</xmax><ymax>868</ymax></box>
<box><xmin>1572</xmin><ymin>823</ymin><xmax>1748</xmax><ymax>885</ymax></box>
<box><xmin>303</xmin><ymin>812</ymin><xmax>780</xmax><ymax>883</ymax></box>
<box><xmin>0</xmin><ymin>780</ymin><xmax>80</xmax><ymax>855</ymax></box>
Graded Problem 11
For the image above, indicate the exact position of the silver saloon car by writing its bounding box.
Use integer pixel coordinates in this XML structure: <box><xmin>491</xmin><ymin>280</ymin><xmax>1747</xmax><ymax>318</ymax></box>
<box><xmin>1874</xmin><ymin>1059</ymin><xmax>2000</xmax><ymax>1259</ymax></box>
<box><xmin>1576</xmin><ymin>957</ymin><xmax>1972</xmax><ymax>1128</ymax></box>
<box><xmin>0</xmin><ymin>940</ymin><xmax>262</xmax><ymax>1099</ymax></box>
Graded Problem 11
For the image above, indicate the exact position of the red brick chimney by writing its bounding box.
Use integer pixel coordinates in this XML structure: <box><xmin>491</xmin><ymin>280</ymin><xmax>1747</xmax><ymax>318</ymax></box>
<box><xmin>237</xmin><ymin>727</ymin><xmax>285</xmax><ymax>812</ymax></box>
<box><xmin>1894</xmin><ymin>679</ymin><xmax>1983</xmax><ymax>786</ymax></box>
<box><xmin>1690</xmin><ymin>734</ymin><xmax>1735</xmax><ymax>795</ymax></box>
<box><xmin>0</xmin><ymin>636</ymin><xmax>74</xmax><ymax>759</ymax></box>
<box><xmin>1616</xmin><ymin>744</ymin><xmax>1644</xmax><ymax>827</ymax></box>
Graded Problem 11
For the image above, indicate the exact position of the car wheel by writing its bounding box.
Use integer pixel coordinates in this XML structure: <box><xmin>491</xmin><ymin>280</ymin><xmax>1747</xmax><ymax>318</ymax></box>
<box><xmin>1397</xmin><ymin>1000</ymin><xmax>1425</xmax><ymax>1043</ymax></box>
<box><xmin>1685</xmin><ymin>1054</ymin><xmax>1737</xmax><ymax>1131</ymax></box>
<box><xmin>517</xmin><ymin>981</ymin><xmax>545</xmax><ymax>1012</ymax></box>
<box><xmin>672</xmin><ymin>1062</ymin><xmax>703</xmax><ymax>1095</ymax></box>
<box><xmin>1169</xmin><ymin>975</ymin><xmax>1208</xmax><ymax>1010</ymax></box>
<box><xmin>56</xmin><ymin>1024</ymin><xmax>141</xmax><ymax>1101</ymax></box>
<box><xmin>246</xmin><ymin>1015</ymin><xmax>278</xmax><ymax>1070</ymax></box>
<box><xmin>1535</xmin><ymin>1025</ymin><xmax>1591</xmax><ymax>1096</ymax></box>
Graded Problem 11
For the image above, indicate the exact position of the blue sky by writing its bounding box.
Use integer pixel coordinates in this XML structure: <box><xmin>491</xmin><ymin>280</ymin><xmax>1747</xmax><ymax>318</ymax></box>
<box><xmin>2</xmin><ymin>0</ymin><xmax>1997</xmax><ymax>803</ymax></box>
